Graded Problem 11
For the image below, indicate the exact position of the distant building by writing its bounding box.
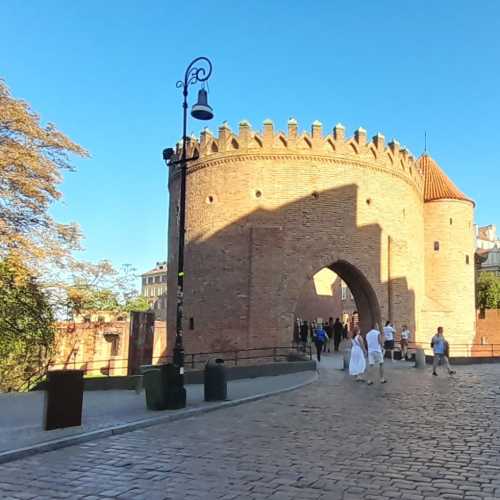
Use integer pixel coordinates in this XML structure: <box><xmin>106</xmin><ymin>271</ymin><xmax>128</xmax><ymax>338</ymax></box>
<box><xmin>475</xmin><ymin>225</ymin><xmax>500</xmax><ymax>276</ymax></box>
<box><xmin>475</xmin><ymin>224</ymin><xmax>500</xmax><ymax>250</ymax></box>
<box><xmin>141</xmin><ymin>261</ymin><xmax>167</xmax><ymax>320</ymax></box>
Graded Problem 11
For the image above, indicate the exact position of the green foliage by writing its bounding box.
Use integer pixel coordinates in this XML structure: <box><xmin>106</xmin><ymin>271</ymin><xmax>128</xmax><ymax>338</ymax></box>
<box><xmin>0</xmin><ymin>260</ymin><xmax>55</xmax><ymax>392</ymax></box>
<box><xmin>124</xmin><ymin>295</ymin><xmax>151</xmax><ymax>313</ymax></box>
<box><xmin>63</xmin><ymin>261</ymin><xmax>150</xmax><ymax>317</ymax></box>
<box><xmin>476</xmin><ymin>272</ymin><xmax>500</xmax><ymax>309</ymax></box>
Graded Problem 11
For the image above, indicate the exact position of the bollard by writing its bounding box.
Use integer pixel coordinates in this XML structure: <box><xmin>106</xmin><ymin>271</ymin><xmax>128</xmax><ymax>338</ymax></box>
<box><xmin>414</xmin><ymin>347</ymin><xmax>426</xmax><ymax>369</ymax></box>
<box><xmin>44</xmin><ymin>370</ymin><xmax>84</xmax><ymax>430</ymax></box>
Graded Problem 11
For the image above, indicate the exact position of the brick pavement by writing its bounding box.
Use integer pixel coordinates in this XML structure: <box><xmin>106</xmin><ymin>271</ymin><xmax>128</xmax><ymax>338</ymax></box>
<box><xmin>1</xmin><ymin>358</ymin><xmax>500</xmax><ymax>499</ymax></box>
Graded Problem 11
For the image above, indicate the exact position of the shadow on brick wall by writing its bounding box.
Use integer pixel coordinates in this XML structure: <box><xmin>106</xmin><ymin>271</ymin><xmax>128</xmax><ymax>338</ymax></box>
<box><xmin>168</xmin><ymin>184</ymin><xmax>416</xmax><ymax>353</ymax></box>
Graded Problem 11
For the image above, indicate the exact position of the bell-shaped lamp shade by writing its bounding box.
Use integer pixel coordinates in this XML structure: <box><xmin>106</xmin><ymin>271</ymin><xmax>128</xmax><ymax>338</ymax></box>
<box><xmin>191</xmin><ymin>89</ymin><xmax>214</xmax><ymax>121</ymax></box>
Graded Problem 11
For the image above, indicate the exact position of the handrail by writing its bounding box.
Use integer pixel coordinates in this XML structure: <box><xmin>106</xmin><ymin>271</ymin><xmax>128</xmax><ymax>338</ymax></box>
<box><xmin>37</xmin><ymin>343</ymin><xmax>313</xmax><ymax>378</ymax></box>
<box><xmin>27</xmin><ymin>340</ymin><xmax>500</xmax><ymax>381</ymax></box>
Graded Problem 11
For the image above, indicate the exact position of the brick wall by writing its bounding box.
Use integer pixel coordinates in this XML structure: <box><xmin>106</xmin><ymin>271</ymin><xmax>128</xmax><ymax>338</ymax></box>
<box><xmin>168</xmin><ymin>120</ymin><xmax>426</xmax><ymax>353</ymax></box>
<box><xmin>473</xmin><ymin>309</ymin><xmax>500</xmax><ymax>356</ymax></box>
<box><xmin>51</xmin><ymin>320</ymin><xmax>168</xmax><ymax>376</ymax></box>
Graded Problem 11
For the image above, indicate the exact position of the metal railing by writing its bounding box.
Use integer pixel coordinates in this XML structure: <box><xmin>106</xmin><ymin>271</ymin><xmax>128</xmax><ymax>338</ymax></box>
<box><xmin>44</xmin><ymin>343</ymin><xmax>313</xmax><ymax>378</ymax></box>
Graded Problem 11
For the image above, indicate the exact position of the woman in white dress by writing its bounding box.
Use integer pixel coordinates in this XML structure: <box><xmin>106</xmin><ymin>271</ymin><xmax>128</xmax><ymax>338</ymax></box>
<box><xmin>349</xmin><ymin>328</ymin><xmax>367</xmax><ymax>381</ymax></box>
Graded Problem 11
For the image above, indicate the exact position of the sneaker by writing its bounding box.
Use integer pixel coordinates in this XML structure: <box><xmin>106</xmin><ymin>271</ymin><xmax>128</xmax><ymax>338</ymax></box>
<box><xmin>367</xmin><ymin>380</ymin><xmax>373</xmax><ymax>385</ymax></box>
<box><xmin>432</xmin><ymin>372</ymin><xmax>438</xmax><ymax>376</ymax></box>
<box><xmin>449</xmin><ymin>370</ymin><xmax>456</xmax><ymax>375</ymax></box>
<box><xmin>380</xmin><ymin>379</ymin><xmax>387</xmax><ymax>384</ymax></box>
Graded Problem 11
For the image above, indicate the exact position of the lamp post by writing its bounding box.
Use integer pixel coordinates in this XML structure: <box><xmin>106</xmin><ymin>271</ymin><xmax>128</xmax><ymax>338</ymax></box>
<box><xmin>163</xmin><ymin>57</ymin><xmax>214</xmax><ymax>403</ymax></box>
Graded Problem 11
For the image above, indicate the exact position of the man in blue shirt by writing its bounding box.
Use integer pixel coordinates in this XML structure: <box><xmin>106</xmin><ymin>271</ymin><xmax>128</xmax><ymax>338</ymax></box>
<box><xmin>313</xmin><ymin>323</ymin><xmax>328</xmax><ymax>362</ymax></box>
<box><xmin>431</xmin><ymin>326</ymin><xmax>455</xmax><ymax>376</ymax></box>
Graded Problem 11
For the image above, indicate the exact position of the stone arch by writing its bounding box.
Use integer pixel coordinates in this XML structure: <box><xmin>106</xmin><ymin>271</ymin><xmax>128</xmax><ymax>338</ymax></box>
<box><xmin>329</xmin><ymin>260</ymin><xmax>381</xmax><ymax>333</ymax></box>
<box><xmin>294</xmin><ymin>259</ymin><xmax>381</xmax><ymax>335</ymax></box>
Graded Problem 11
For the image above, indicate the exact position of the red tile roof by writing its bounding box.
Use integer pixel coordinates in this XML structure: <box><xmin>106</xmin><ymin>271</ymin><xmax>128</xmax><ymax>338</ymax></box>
<box><xmin>417</xmin><ymin>154</ymin><xmax>473</xmax><ymax>205</ymax></box>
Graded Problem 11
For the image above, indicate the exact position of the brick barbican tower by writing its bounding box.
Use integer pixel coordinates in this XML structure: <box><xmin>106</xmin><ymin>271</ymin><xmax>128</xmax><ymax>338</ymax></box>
<box><xmin>167</xmin><ymin>119</ymin><xmax>475</xmax><ymax>355</ymax></box>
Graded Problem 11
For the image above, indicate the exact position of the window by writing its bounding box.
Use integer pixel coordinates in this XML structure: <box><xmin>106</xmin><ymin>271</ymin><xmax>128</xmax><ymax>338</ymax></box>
<box><xmin>148</xmin><ymin>277</ymin><xmax>154</xmax><ymax>284</ymax></box>
<box><xmin>434</xmin><ymin>241</ymin><xmax>440</xmax><ymax>251</ymax></box>
<box><xmin>161</xmin><ymin>275</ymin><xmax>167</xmax><ymax>282</ymax></box>
<box><xmin>155</xmin><ymin>276</ymin><xmax>160</xmax><ymax>284</ymax></box>
<box><xmin>466</xmin><ymin>255</ymin><xmax>470</xmax><ymax>265</ymax></box>
<box><xmin>450</xmin><ymin>218</ymin><xmax>453</xmax><ymax>225</ymax></box>
<box><xmin>341</xmin><ymin>281</ymin><xmax>347</xmax><ymax>301</ymax></box>
<box><xmin>110</xmin><ymin>336</ymin><xmax>119</xmax><ymax>356</ymax></box>
<box><xmin>189</xmin><ymin>317</ymin><xmax>194</xmax><ymax>330</ymax></box>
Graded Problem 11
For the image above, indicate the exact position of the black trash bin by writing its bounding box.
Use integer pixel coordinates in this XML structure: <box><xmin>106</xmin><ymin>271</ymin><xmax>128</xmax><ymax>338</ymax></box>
<box><xmin>143</xmin><ymin>368</ymin><xmax>165</xmax><ymax>410</ymax></box>
<box><xmin>143</xmin><ymin>364</ymin><xmax>186</xmax><ymax>410</ymax></box>
<box><xmin>44</xmin><ymin>370</ymin><xmax>84</xmax><ymax>430</ymax></box>
<box><xmin>161</xmin><ymin>363</ymin><xmax>186</xmax><ymax>410</ymax></box>
<box><xmin>204</xmin><ymin>358</ymin><xmax>227</xmax><ymax>401</ymax></box>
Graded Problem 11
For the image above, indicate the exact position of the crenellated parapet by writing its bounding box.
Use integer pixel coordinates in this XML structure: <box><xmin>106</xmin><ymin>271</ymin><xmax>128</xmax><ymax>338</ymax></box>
<box><xmin>172</xmin><ymin>119</ymin><xmax>424</xmax><ymax>193</ymax></box>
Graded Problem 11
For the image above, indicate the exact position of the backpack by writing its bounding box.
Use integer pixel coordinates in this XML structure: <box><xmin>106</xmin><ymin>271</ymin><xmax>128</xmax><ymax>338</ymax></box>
<box><xmin>316</xmin><ymin>329</ymin><xmax>326</xmax><ymax>342</ymax></box>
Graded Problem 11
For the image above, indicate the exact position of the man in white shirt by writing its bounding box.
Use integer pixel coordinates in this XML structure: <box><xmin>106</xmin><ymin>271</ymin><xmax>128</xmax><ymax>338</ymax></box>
<box><xmin>366</xmin><ymin>325</ymin><xmax>387</xmax><ymax>385</ymax></box>
<box><xmin>383</xmin><ymin>321</ymin><xmax>396</xmax><ymax>361</ymax></box>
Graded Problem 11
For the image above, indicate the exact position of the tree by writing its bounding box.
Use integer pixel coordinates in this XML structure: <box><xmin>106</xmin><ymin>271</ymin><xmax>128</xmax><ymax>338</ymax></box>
<box><xmin>476</xmin><ymin>272</ymin><xmax>500</xmax><ymax>309</ymax></box>
<box><xmin>0</xmin><ymin>260</ymin><xmax>55</xmax><ymax>391</ymax></box>
<box><xmin>61</xmin><ymin>260</ymin><xmax>151</xmax><ymax>318</ymax></box>
<box><xmin>123</xmin><ymin>295</ymin><xmax>151</xmax><ymax>313</ymax></box>
<box><xmin>0</xmin><ymin>79</ymin><xmax>88</xmax><ymax>276</ymax></box>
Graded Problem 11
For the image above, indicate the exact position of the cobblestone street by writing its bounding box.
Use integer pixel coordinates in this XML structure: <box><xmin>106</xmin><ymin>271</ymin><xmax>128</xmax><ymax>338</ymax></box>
<box><xmin>2</xmin><ymin>358</ymin><xmax>500</xmax><ymax>499</ymax></box>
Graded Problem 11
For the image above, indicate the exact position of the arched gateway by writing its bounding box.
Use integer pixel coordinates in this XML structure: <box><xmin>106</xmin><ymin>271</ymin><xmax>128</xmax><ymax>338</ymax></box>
<box><xmin>167</xmin><ymin>119</ymin><xmax>475</xmax><ymax>355</ymax></box>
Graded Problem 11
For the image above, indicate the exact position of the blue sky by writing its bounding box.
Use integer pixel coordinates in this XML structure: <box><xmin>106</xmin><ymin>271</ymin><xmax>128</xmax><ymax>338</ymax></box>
<box><xmin>2</xmin><ymin>1</ymin><xmax>499</xmax><ymax>277</ymax></box>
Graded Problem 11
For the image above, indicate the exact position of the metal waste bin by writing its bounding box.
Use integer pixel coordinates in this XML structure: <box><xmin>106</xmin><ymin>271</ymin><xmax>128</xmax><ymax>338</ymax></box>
<box><xmin>204</xmin><ymin>358</ymin><xmax>227</xmax><ymax>401</ymax></box>
<box><xmin>414</xmin><ymin>347</ymin><xmax>426</xmax><ymax>369</ymax></box>
<box><xmin>143</xmin><ymin>368</ymin><xmax>165</xmax><ymax>410</ymax></box>
<box><xmin>143</xmin><ymin>363</ymin><xmax>186</xmax><ymax>410</ymax></box>
<box><xmin>44</xmin><ymin>370</ymin><xmax>84</xmax><ymax>430</ymax></box>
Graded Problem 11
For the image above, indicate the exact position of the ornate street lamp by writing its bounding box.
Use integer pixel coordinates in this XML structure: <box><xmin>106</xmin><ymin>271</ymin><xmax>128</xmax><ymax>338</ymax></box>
<box><xmin>163</xmin><ymin>57</ymin><xmax>214</xmax><ymax>407</ymax></box>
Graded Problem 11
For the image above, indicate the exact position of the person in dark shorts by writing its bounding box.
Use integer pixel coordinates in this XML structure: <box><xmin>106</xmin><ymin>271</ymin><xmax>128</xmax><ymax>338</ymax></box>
<box><xmin>383</xmin><ymin>321</ymin><xmax>396</xmax><ymax>361</ymax></box>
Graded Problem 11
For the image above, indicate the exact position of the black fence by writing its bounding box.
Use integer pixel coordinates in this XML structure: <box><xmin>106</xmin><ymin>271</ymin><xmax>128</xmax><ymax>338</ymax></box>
<box><xmin>44</xmin><ymin>344</ymin><xmax>313</xmax><ymax>378</ymax></box>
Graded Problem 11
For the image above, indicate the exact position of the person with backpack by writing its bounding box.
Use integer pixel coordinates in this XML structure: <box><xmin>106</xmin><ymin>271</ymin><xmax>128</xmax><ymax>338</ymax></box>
<box><xmin>430</xmin><ymin>326</ymin><xmax>455</xmax><ymax>376</ymax></box>
<box><xmin>313</xmin><ymin>323</ymin><xmax>328</xmax><ymax>362</ymax></box>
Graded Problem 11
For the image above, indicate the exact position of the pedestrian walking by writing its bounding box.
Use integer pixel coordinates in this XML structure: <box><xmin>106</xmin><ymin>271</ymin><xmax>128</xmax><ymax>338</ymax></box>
<box><xmin>400</xmin><ymin>324</ymin><xmax>411</xmax><ymax>361</ymax></box>
<box><xmin>342</xmin><ymin>322</ymin><xmax>349</xmax><ymax>340</ymax></box>
<box><xmin>325</xmin><ymin>317</ymin><xmax>334</xmax><ymax>353</ymax></box>
<box><xmin>342</xmin><ymin>328</ymin><xmax>353</xmax><ymax>371</ymax></box>
<box><xmin>300</xmin><ymin>320</ymin><xmax>309</xmax><ymax>351</ymax></box>
<box><xmin>323</xmin><ymin>326</ymin><xmax>331</xmax><ymax>353</ymax></box>
<box><xmin>333</xmin><ymin>317</ymin><xmax>343</xmax><ymax>352</ymax></box>
<box><xmin>383</xmin><ymin>321</ymin><xmax>396</xmax><ymax>361</ymax></box>
<box><xmin>293</xmin><ymin>318</ymin><xmax>300</xmax><ymax>345</ymax></box>
<box><xmin>431</xmin><ymin>326</ymin><xmax>455</xmax><ymax>376</ymax></box>
<box><xmin>313</xmin><ymin>323</ymin><xmax>328</xmax><ymax>362</ymax></box>
<box><xmin>349</xmin><ymin>327</ymin><xmax>366</xmax><ymax>381</ymax></box>
<box><xmin>366</xmin><ymin>325</ymin><xmax>387</xmax><ymax>385</ymax></box>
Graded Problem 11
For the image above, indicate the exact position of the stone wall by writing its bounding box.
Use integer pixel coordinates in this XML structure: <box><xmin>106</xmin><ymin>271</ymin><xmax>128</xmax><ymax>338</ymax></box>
<box><xmin>50</xmin><ymin>320</ymin><xmax>167</xmax><ymax>376</ymax></box>
<box><xmin>473</xmin><ymin>309</ymin><xmax>500</xmax><ymax>356</ymax></box>
<box><xmin>422</xmin><ymin>199</ymin><xmax>476</xmax><ymax>355</ymax></box>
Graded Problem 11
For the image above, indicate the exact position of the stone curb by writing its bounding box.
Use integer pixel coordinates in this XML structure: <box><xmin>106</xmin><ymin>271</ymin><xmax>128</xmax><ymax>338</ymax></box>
<box><xmin>0</xmin><ymin>371</ymin><xmax>318</xmax><ymax>465</ymax></box>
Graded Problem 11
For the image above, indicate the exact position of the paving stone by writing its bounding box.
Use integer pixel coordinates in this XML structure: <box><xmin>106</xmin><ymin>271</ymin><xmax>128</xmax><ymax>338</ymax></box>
<box><xmin>1</xmin><ymin>360</ymin><xmax>500</xmax><ymax>499</ymax></box>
